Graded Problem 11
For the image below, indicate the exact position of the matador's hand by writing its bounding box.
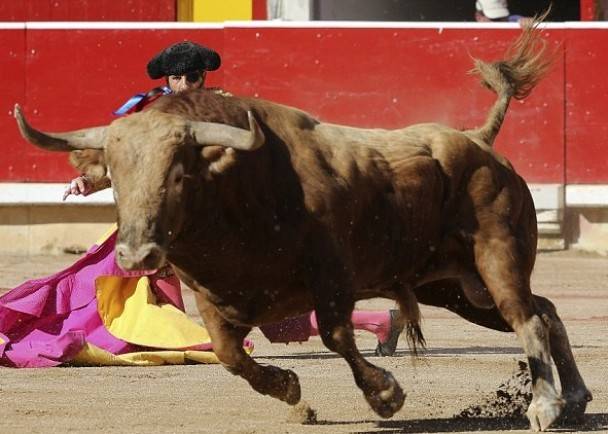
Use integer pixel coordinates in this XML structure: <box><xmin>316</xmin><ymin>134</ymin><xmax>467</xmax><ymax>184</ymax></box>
<box><xmin>63</xmin><ymin>175</ymin><xmax>93</xmax><ymax>201</ymax></box>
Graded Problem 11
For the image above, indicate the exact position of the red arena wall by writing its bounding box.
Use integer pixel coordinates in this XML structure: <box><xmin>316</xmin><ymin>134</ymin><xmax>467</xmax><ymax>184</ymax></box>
<box><xmin>223</xmin><ymin>25</ymin><xmax>565</xmax><ymax>184</ymax></box>
<box><xmin>0</xmin><ymin>23</ymin><xmax>606</xmax><ymax>185</ymax></box>
<box><xmin>564</xmin><ymin>25</ymin><xmax>608</xmax><ymax>184</ymax></box>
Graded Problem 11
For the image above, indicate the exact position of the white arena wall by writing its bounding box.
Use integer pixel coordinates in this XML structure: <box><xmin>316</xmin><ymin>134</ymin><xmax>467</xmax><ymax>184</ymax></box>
<box><xmin>1</xmin><ymin>183</ymin><xmax>607</xmax><ymax>255</ymax></box>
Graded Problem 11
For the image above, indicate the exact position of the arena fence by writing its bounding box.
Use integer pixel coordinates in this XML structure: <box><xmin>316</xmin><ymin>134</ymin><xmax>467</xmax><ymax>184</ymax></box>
<box><xmin>1</xmin><ymin>22</ymin><xmax>607</xmax><ymax>254</ymax></box>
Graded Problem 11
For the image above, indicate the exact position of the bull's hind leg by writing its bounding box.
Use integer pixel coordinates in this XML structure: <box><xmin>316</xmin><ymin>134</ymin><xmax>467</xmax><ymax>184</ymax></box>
<box><xmin>309</xmin><ymin>268</ymin><xmax>405</xmax><ymax>417</ymax></box>
<box><xmin>474</xmin><ymin>232</ymin><xmax>564</xmax><ymax>431</ymax></box>
<box><xmin>534</xmin><ymin>296</ymin><xmax>592</xmax><ymax>422</ymax></box>
<box><xmin>195</xmin><ymin>294</ymin><xmax>300</xmax><ymax>405</ymax></box>
<box><xmin>415</xmin><ymin>281</ymin><xmax>592</xmax><ymax>423</ymax></box>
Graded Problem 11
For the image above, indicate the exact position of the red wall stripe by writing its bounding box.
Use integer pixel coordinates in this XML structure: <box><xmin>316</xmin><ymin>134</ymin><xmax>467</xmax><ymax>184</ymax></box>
<box><xmin>579</xmin><ymin>0</ymin><xmax>597</xmax><ymax>20</ymax></box>
<box><xmin>0</xmin><ymin>1</ymin><xmax>175</xmax><ymax>21</ymax></box>
<box><xmin>252</xmin><ymin>0</ymin><xmax>268</xmax><ymax>20</ymax></box>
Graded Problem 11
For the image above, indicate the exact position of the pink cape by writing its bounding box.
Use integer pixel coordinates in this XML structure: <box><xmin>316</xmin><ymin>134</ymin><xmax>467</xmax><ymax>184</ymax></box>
<box><xmin>0</xmin><ymin>231</ymin><xmax>214</xmax><ymax>368</ymax></box>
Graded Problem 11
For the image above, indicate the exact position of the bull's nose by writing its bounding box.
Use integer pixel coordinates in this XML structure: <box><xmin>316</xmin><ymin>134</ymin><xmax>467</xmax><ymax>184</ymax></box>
<box><xmin>115</xmin><ymin>242</ymin><xmax>165</xmax><ymax>271</ymax></box>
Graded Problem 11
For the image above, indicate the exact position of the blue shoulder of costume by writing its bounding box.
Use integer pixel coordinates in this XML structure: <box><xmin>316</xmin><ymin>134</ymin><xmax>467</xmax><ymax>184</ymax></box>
<box><xmin>113</xmin><ymin>86</ymin><xmax>172</xmax><ymax>116</ymax></box>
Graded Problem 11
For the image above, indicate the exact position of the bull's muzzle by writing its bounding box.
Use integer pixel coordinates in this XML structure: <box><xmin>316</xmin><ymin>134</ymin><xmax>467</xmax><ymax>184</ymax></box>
<box><xmin>115</xmin><ymin>242</ymin><xmax>166</xmax><ymax>271</ymax></box>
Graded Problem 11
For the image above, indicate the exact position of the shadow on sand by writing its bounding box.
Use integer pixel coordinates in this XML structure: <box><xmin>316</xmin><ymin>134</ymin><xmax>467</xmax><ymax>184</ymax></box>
<box><xmin>312</xmin><ymin>413</ymin><xmax>608</xmax><ymax>433</ymax></box>
<box><xmin>256</xmin><ymin>346</ymin><xmax>523</xmax><ymax>361</ymax></box>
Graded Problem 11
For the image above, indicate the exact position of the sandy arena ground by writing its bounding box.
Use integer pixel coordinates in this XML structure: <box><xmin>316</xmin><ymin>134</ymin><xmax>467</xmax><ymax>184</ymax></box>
<box><xmin>0</xmin><ymin>250</ymin><xmax>606</xmax><ymax>434</ymax></box>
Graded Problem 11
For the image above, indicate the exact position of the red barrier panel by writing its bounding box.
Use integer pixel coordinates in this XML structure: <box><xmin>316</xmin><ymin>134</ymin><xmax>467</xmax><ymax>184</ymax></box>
<box><xmin>0</xmin><ymin>27</ymin><xmax>26</xmax><ymax>181</ymax></box>
<box><xmin>6</xmin><ymin>24</ymin><xmax>606</xmax><ymax>187</ymax></box>
<box><xmin>224</xmin><ymin>26</ymin><xmax>565</xmax><ymax>183</ymax></box>
<box><xmin>565</xmin><ymin>28</ymin><xmax>608</xmax><ymax>184</ymax></box>
<box><xmin>0</xmin><ymin>1</ymin><xmax>175</xmax><ymax>21</ymax></box>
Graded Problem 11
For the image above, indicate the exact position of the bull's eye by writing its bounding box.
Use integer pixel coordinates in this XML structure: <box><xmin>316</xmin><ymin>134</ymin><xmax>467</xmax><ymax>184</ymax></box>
<box><xmin>169</xmin><ymin>164</ymin><xmax>185</xmax><ymax>190</ymax></box>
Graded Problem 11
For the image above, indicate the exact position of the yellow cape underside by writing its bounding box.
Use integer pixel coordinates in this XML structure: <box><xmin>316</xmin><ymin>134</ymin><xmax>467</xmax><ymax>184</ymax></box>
<box><xmin>70</xmin><ymin>225</ymin><xmax>252</xmax><ymax>366</ymax></box>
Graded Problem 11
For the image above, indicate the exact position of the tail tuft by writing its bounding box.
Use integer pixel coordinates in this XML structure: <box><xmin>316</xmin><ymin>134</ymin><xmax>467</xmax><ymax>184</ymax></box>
<box><xmin>405</xmin><ymin>322</ymin><xmax>426</xmax><ymax>356</ymax></box>
<box><xmin>395</xmin><ymin>286</ymin><xmax>426</xmax><ymax>357</ymax></box>
<box><xmin>469</xmin><ymin>10</ymin><xmax>557</xmax><ymax>146</ymax></box>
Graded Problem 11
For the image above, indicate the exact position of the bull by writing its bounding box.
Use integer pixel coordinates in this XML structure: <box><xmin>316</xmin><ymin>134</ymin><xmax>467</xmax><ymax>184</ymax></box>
<box><xmin>15</xmin><ymin>19</ymin><xmax>591</xmax><ymax>431</ymax></box>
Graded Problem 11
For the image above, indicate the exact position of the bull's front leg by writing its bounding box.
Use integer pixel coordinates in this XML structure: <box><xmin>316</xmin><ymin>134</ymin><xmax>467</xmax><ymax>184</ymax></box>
<box><xmin>307</xmin><ymin>254</ymin><xmax>405</xmax><ymax>418</ymax></box>
<box><xmin>195</xmin><ymin>292</ymin><xmax>301</xmax><ymax>405</ymax></box>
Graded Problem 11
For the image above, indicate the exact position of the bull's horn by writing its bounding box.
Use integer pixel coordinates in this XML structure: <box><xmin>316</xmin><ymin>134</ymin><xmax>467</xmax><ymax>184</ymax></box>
<box><xmin>14</xmin><ymin>104</ymin><xmax>107</xmax><ymax>151</ymax></box>
<box><xmin>189</xmin><ymin>111</ymin><xmax>265</xmax><ymax>151</ymax></box>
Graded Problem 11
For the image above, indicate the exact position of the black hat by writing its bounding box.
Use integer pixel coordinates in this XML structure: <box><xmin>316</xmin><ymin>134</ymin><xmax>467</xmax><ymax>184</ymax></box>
<box><xmin>146</xmin><ymin>41</ymin><xmax>221</xmax><ymax>79</ymax></box>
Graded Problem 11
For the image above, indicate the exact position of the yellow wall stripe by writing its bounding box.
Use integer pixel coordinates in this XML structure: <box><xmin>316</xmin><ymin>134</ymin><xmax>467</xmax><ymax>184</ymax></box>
<box><xmin>193</xmin><ymin>0</ymin><xmax>253</xmax><ymax>22</ymax></box>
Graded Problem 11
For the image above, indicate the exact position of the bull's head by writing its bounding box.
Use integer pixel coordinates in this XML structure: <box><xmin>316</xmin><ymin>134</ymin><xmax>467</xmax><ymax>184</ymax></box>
<box><xmin>14</xmin><ymin>103</ymin><xmax>264</xmax><ymax>271</ymax></box>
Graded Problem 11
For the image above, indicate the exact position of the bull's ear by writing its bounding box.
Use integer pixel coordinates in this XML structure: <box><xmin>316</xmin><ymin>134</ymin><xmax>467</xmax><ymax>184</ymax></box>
<box><xmin>200</xmin><ymin>146</ymin><xmax>238</xmax><ymax>176</ymax></box>
<box><xmin>69</xmin><ymin>150</ymin><xmax>107</xmax><ymax>180</ymax></box>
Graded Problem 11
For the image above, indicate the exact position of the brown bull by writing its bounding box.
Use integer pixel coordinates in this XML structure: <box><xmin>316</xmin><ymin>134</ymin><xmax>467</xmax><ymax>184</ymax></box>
<box><xmin>15</xmin><ymin>20</ymin><xmax>591</xmax><ymax>431</ymax></box>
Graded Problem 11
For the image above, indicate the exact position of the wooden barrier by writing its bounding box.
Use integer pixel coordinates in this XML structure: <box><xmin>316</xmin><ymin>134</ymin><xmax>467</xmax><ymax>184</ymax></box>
<box><xmin>1</xmin><ymin>22</ymin><xmax>608</xmax><ymax>253</ymax></box>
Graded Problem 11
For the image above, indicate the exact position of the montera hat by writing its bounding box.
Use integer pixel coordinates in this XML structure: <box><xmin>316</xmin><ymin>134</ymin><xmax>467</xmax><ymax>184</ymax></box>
<box><xmin>146</xmin><ymin>41</ymin><xmax>221</xmax><ymax>79</ymax></box>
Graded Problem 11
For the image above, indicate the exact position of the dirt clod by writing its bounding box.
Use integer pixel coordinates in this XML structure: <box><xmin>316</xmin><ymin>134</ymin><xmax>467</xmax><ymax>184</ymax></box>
<box><xmin>286</xmin><ymin>401</ymin><xmax>317</xmax><ymax>424</ymax></box>
<box><xmin>456</xmin><ymin>360</ymin><xmax>532</xmax><ymax>419</ymax></box>
<box><xmin>62</xmin><ymin>245</ymin><xmax>87</xmax><ymax>255</ymax></box>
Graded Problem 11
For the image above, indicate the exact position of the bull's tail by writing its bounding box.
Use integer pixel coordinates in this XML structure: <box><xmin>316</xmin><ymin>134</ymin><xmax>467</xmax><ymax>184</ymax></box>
<box><xmin>469</xmin><ymin>10</ymin><xmax>555</xmax><ymax>147</ymax></box>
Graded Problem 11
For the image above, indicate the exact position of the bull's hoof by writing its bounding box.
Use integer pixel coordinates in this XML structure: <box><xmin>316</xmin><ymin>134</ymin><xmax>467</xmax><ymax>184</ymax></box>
<box><xmin>526</xmin><ymin>396</ymin><xmax>565</xmax><ymax>432</ymax></box>
<box><xmin>253</xmin><ymin>366</ymin><xmax>301</xmax><ymax>405</ymax></box>
<box><xmin>282</xmin><ymin>369</ymin><xmax>302</xmax><ymax>405</ymax></box>
<box><xmin>558</xmin><ymin>389</ymin><xmax>593</xmax><ymax>425</ymax></box>
<box><xmin>364</xmin><ymin>372</ymin><xmax>406</xmax><ymax>418</ymax></box>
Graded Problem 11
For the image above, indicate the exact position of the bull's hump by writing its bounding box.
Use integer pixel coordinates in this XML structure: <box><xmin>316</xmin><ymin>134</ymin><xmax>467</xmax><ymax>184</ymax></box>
<box><xmin>313</xmin><ymin>123</ymin><xmax>436</xmax><ymax>164</ymax></box>
<box><xmin>317</xmin><ymin>123</ymin><xmax>411</xmax><ymax>148</ymax></box>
